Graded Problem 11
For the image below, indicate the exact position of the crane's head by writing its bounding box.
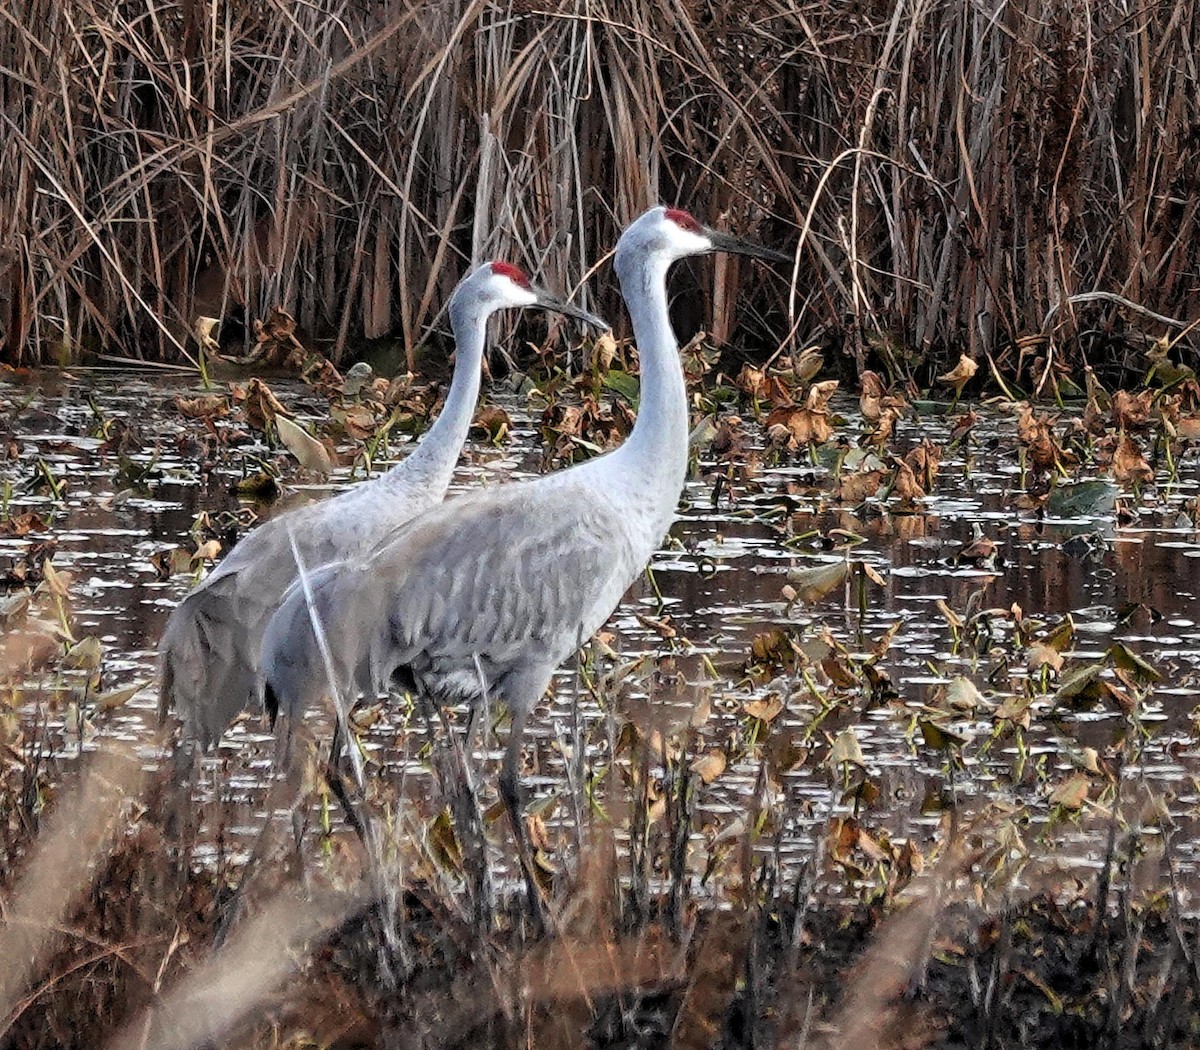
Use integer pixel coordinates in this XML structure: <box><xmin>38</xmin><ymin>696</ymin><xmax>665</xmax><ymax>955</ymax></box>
<box><xmin>451</xmin><ymin>260</ymin><xmax>608</xmax><ymax>331</ymax></box>
<box><xmin>614</xmin><ymin>206</ymin><xmax>790</xmax><ymax>281</ymax></box>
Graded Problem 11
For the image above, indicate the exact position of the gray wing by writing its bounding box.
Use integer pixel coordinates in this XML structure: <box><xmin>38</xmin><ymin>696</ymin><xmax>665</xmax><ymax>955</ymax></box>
<box><xmin>159</xmin><ymin>497</ymin><xmax>367</xmax><ymax>747</ymax></box>
<box><xmin>262</xmin><ymin>480</ymin><xmax>639</xmax><ymax>726</ymax></box>
<box><xmin>368</xmin><ymin>482</ymin><xmax>637</xmax><ymax>704</ymax></box>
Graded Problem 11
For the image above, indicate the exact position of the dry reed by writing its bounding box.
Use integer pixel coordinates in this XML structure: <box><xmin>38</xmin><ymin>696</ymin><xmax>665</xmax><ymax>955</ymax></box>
<box><xmin>1</xmin><ymin>1</ymin><xmax>1195</xmax><ymax>380</ymax></box>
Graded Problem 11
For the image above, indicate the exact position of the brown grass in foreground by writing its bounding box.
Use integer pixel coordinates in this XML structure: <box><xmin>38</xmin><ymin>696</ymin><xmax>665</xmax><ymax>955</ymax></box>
<box><xmin>0</xmin><ymin>732</ymin><xmax>1198</xmax><ymax>1050</ymax></box>
<box><xmin>1</xmin><ymin>1</ymin><xmax>1197</xmax><ymax>382</ymax></box>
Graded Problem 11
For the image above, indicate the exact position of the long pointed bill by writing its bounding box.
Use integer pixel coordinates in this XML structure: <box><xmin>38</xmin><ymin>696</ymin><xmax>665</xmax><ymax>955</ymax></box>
<box><xmin>703</xmin><ymin>227</ymin><xmax>792</xmax><ymax>265</ymax></box>
<box><xmin>531</xmin><ymin>287</ymin><xmax>610</xmax><ymax>332</ymax></box>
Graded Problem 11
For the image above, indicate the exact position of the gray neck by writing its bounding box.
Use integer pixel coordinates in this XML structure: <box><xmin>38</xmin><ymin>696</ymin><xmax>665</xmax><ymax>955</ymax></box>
<box><xmin>611</xmin><ymin>252</ymin><xmax>689</xmax><ymax>531</ymax></box>
<box><xmin>390</xmin><ymin>301</ymin><xmax>485</xmax><ymax>493</ymax></box>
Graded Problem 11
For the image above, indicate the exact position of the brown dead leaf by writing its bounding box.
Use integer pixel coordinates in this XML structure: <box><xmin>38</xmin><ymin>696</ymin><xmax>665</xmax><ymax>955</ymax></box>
<box><xmin>1016</xmin><ymin>403</ymin><xmax>1060</xmax><ymax>475</ymax></box>
<box><xmin>691</xmin><ymin>751</ymin><xmax>727</xmax><ymax>784</ymax></box>
<box><xmin>939</xmin><ymin>415</ymin><xmax>972</xmax><ymax>453</ymax></box>
<box><xmin>766</xmin><ymin>404</ymin><xmax>832</xmax><ymax>446</ymax></box>
<box><xmin>1110</xmin><ymin>433</ymin><xmax>1153</xmax><ymax>486</ymax></box>
<box><xmin>735</xmin><ymin>363</ymin><xmax>771</xmax><ymax>400</ymax></box>
<box><xmin>194</xmin><ymin>539</ymin><xmax>222</xmax><ymax>563</ymax></box>
<box><xmin>835</xmin><ymin>468</ymin><xmax>884</xmax><ymax>504</ymax></box>
<box><xmin>331</xmin><ymin>402</ymin><xmax>379</xmax><ymax>441</ymax></box>
<box><xmin>904</xmin><ymin>440</ymin><xmax>941</xmax><ymax>491</ymax></box>
<box><xmin>194</xmin><ymin>316</ymin><xmax>221</xmax><ymax>355</ymax></box>
<box><xmin>859</xmin><ymin>370</ymin><xmax>886</xmax><ymax>421</ymax></box>
<box><xmin>276</xmin><ymin>415</ymin><xmax>334</xmax><ymax>475</ymax></box>
<box><xmin>1112</xmin><ymin>389</ymin><xmax>1154</xmax><ymax>432</ymax></box>
<box><xmin>0</xmin><ymin>513</ymin><xmax>48</xmax><ymax>538</ymax></box>
<box><xmin>792</xmin><ymin>347</ymin><xmax>824</xmax><ymax>383</ymax></box>
<box><xmin>1049</xmin><ymin>771</ymin><xmax>1090</xmax><ymax>810</ymax></box>
<box><xmin>829</xmin><ymin>728</ymin><xmax>865</xmax><ymax>768</ymax></box>
<box><xmin>1027</xmin><ymin>643</ymin><xmax>1064</xmax><ymax>675</ymax></box>
<box><xmin>866</xmin><ymin>405</ymin><xmax>900</xmax><ymax>449</ymax></box>
<box><xmin>891</xmin><ymin>459</ymin><xmax>925</xmax><ymax>502</ymax></box>
<box><xmin>938</xmin><ymin>354</ymin><xmax>978</xmax><ymax>395</ymax></box>
<box><xmin>175</xmin><ymin>394</ymin><xmax>229</xmax><ymax>420</ymax></box>
<box><xmin>1177</xmin><ymin>415</ymin><xmax>1200</xmax><ymax>441</ymax></box>
<box><xmin>743</xmin><ymin>695</ymin><xmax>784</xmax><ymax>723</ymax></box>
<box><xmin>252</xmin><ymin>306</ymin><xmax>307</xmax><ymax>369</ymax></box>
<box><xmin>806</xmin><ymin>379</ymin><xmax>839</xmax><ymax>412</ymax></box>
<box><xmin>471</xmin><ymin>405</ymin><xmax>512</xmax><ymax>444</ymax></box>
<box><xmin>239</xmin><ymin>378</ymin><xmax>291</xmax><ymax>433</ymax></box>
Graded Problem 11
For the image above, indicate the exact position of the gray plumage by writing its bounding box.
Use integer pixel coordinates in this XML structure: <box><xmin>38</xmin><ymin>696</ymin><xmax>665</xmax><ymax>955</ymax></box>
<box><xmin>259</xmin><ymin>206</ymin><xmax>788</xmax><ymax>914</ymax></box>
<box><xmin>261</xmin><ymin>449</ymin><xmax>661</xmax><ymax>730</ymax></box>
<box><xmin>159</xmin><ymin>261</ymin><xmax>605</xmax><ymax>748</ymax></box>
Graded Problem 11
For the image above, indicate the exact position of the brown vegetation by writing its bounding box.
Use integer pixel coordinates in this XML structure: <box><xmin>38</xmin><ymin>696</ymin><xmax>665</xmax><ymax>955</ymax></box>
<box><xmin>1</xmin><ymin>1</ymin><xmax>1197</xmax><ymax>378</ymax></box>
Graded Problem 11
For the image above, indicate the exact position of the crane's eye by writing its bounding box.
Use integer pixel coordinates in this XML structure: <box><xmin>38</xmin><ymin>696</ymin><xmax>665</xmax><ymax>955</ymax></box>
<box><xmin>490</xmin><ymin>261</ymin><xmax>531</xmax><ymax>288</ymax></box>
<box><xmin>664</xmin><ymin>208</ymin><xmax>703</xmax><ymax>234</ymax></box>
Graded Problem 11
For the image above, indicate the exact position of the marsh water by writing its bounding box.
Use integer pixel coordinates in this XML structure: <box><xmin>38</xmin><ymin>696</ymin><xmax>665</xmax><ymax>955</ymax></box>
<box><xmin>3</xmin><ymin>370</ymin><xmax>1199</xmax><ymax>901</ymax></box>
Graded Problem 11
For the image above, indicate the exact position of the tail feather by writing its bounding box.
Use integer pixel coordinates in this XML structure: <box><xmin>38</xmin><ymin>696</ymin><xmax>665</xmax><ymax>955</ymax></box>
<box><xmin>159</xmin><ymin>589</ymin><xmax>264</xmax><ymax>749</ymax></box>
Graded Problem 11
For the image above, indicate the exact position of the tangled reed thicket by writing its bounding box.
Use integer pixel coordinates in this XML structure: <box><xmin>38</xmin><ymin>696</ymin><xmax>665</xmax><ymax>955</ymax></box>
<box><xmin>1</xmin><ymin>0</ymin><xmax>1197</xmax><ymax>379</ymax></box>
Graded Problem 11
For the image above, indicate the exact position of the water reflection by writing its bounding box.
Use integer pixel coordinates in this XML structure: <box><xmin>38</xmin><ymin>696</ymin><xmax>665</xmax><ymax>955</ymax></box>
<box><xmin>2</xmin><ymin>372</ymin><xmax>1199</xmax><ymax>898</ymax></box>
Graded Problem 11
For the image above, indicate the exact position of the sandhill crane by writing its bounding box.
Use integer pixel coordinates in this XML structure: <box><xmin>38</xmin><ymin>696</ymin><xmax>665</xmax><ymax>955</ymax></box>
<box><xmin>159</xmin><ymin>262</ymin><xmax>606</xmax><ymax>749</ymax></box>
<box><xmin>259</xmin><ymin>206</ymin><xmax>788</xmax><ymax>916</ymax></box>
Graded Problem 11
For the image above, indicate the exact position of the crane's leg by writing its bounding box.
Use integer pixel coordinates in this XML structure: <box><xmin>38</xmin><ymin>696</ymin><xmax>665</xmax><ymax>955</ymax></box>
<box><xmin>499</xmin><ymin>704</ymin><xmax>547</xmax><ymax>932</ymax></box>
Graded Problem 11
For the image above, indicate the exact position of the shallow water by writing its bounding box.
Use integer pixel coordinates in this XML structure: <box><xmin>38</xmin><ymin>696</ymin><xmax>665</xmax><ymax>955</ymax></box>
<box><xmin>2</xmin><ymin>369</ymin><xmax>1198</xmax><ymax>901</ymax></box>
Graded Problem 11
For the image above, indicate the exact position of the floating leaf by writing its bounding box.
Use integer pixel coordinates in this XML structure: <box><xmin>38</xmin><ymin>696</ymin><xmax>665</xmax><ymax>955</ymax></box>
<box><xmin>918</xmin><ymin>718</ymin><xmax>969</xmax><ymax>750</ymax></box>
<box><xmin>995</xmin><ymin>693</ymin><xmax>1034</xmax><ymax>724</ymax></box>
<box><xmin>743</xmin><ymin>695</ymin><xmax>784</xmax><ymax>723</ymax></box>
<box><xmin>64</xmin><ymin>636</ymin><xmax>103</xmax><ymax>670</ymax></box>
<box><xmin>835</xmin><ymin>468</ymin><xmax>885</xmax><ymax>504</ymax></box>
<box><xmin>276</xmin><ymin>415</ymin><xmax>333</xmax><ymax>475</ymax></box>
<box><xmin>942</xmin><ymin>677</ymin><xmax>985</xmax><ymax>712</ymax></box>
<box><xmin>786</xmin><ymin>559</ymin><xmax>848</xmax><ymax>602</ymax></box>
<box><xmin>749</xmin><ymin>628</ymin><xmax>793</xmax><ymax>667</ymax></box>
<box><xmin>236</xmin><ymin>472</ymin><xmax>279</xmax><ymax>499</ymax></box>
<box><xmin>95</xmin><ymin>681</ymin><xmax>148</xmax><ymax>712</ymax></box>
<box><xmin>1047</xmin><ymin>480</ymin><xmax>1117</xmax><ymax>519</ymax></box>
<box><xmin>0</xmin><ymin>512</ymin><xmax>49</xmax><ymax>538</ymax></box>
<box><xmin>691</xmin><ymin>751</ymin><xmax>727</xmax><ymax>784</ymax></box>
<box><xmin>1026</xmin><ymin>644</ymin><xmax>1064</xmax><ymax>675</ymax></box>
<box><xmin>937</xmin><ymin>354</ymin><xmax>978</xmax><ymax>395</ymax></box>
<box><xmin>1106</xmin><ymin>642</ymin><xmax>1161</xmax><ymax>684</ymax></box>
<box><xmin>175</xmin><ymin>394</ymin><xmax>228</xmax><ymax>420</ymax></box>
<box><xmin>1049</xmin><ymin>772</ymin><xmax>1090</xmax><ymax>811</ymax></box>
<box><xmin>1053</xmin><ymin>663</ymin><xmax>1104</xmax><ymax>707</ymax></box>
<box><xmin>471</xmin><ymin>405</ymin><xmax>513</xmax><ymax>444</ymax></box>
<box><xmin>829</xmin><ymin>728</ymin><xmax>865</xmax><ymax>768</ymax></box>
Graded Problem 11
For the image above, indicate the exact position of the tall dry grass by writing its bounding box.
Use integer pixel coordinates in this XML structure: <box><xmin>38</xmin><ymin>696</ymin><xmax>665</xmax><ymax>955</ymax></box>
<box><xmin>0</xmin><ymin>0</ymin><xmax>1197</xmax><ymax>379</ymax></box>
